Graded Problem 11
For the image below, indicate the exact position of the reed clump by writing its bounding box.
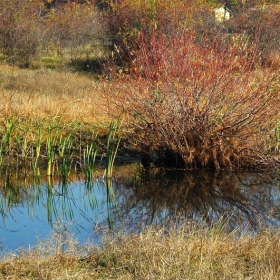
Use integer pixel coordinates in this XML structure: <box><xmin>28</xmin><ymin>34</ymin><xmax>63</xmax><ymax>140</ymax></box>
<box><xmin>0</xmin><ymin>223</ymin><xmax>280</xmax><ymax>279</ymax></box>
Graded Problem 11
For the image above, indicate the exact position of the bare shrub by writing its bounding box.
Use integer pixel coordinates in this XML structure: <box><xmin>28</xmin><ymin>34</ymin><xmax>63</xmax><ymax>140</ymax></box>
<box><xmin>110</xmin><ymin>29</ymin><xmax>280</xmax><ymax>170</ymax></box>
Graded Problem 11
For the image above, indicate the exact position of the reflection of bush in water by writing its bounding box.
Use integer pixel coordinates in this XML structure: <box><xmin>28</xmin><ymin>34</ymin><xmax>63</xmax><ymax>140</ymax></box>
<box><xmin>117</xmin><ymin>169</ymin><xmax>278</xmax><ymax>230</ymax></box>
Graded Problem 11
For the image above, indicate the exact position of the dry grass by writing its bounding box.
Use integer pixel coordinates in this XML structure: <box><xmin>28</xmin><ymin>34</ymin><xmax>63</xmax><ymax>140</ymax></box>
<box><xmin>0</xmin><ymin>223</ymin><xmax>280</xmax><ymax>279</ymax></box>
<box><xmin>0</xmin><ymin>64</ymin><xmax>113</xmax><ymax>125</ymax></box>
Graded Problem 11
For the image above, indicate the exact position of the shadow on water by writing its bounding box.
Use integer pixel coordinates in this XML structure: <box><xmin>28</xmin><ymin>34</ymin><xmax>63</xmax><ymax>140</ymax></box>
<box><xmin>115</xmin><ymin>169</ymin><xmax>280</xmax><ymax>233</ymax></box>
<box><xmin>0</xmin><ymin>165</ymin><xmax>280</xmax><ymax>251</ymax></box>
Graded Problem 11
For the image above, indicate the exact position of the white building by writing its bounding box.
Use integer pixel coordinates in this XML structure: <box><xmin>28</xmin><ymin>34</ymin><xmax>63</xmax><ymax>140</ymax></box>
<box><xmin>214</xmin><ymin>6</ymin><xmax>231</xmax><ymax>22</ymax></box>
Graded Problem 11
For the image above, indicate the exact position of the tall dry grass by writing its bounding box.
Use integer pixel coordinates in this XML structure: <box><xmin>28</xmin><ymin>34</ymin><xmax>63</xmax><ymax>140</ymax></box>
<box><xmin>0</xmin><ymin>222</ymin><xmax>279</xmax><ymax>279</ymax></box>
<box><xmin>0</xmin><ymin>64</ymin><xmax>111</xmax><ymax>124</ymax></box>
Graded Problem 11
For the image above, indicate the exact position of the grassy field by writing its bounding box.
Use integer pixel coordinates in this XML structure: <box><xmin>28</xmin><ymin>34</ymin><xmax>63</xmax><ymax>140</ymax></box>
<box><xmin>0</xmin><ymin>222</ymin><xmax>279</xmax><ymax>279</ymax></box>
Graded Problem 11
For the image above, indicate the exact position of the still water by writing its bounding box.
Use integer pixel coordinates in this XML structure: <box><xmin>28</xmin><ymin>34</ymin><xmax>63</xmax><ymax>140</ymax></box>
<box><xmin>0</xmin><ymin>164</ymin><xmax>280</xmax><ymax>252</ymax></box>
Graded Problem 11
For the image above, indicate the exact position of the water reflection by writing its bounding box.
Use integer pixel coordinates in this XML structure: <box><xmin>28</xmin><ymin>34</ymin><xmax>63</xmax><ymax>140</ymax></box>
<box><xmin>0</xmin><ymin>170</ymin><xmax>119</xmax><ymax>251</ymax></box>
<box><xmin>115</xmin><ymin>169</ymin><xmax>280</xmax><ymax>231</ymax></box>
<box><xmin>0</xmin><ymin>166</ymin><xmax>279</xmax><ymax>251</ymax></box>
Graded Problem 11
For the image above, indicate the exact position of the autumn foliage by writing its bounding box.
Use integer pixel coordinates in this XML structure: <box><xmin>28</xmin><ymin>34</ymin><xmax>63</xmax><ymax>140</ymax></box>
<box><xmin>101</xmin><ymin>0</ymin><xmax>212</xmax><ymax>63</ymax></box>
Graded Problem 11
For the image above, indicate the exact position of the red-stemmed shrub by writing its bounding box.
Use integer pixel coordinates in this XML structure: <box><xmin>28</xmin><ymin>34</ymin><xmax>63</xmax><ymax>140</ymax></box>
<box><xmin>109</xmin><ymin>28</ymin><xmax>280</xmax><ymax>170</ymax></box>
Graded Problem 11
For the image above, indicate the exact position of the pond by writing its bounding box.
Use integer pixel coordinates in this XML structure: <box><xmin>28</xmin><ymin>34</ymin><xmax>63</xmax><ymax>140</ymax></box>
<box><xmin>0</xmin><ymin>164</ymin><xmax>280</xmax><ymax>253</ymax></box>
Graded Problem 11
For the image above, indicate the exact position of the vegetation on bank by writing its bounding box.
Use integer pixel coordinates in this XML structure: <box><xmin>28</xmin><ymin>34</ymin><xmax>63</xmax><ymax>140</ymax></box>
<box><xmin>0</xmin><ymin>222</ymin><xmax>280</xmax><ymax>279</ymax></box>
<box><xmin>0</xmin><ymin>64</ymin><xmax>119</xmax><ymax>177</ymax></box>
<box><xmin>103</xmin><ymin>0</ymin><xmax>280</xmax><ymax>170</ymax></box>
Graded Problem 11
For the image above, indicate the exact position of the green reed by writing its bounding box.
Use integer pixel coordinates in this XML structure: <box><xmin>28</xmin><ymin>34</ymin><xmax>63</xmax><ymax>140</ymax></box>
<box><xmin>31</xmin><ymin>123</ymin><xmax>44</xmax><ymax>176</ymax></box>
<box><xmin>103</xmin><ymin>120</ymin><xmax>122</xmax><ymax>230</ymax></box>
<box><xmin>0</xmin><ymin>114</ymin><xmax>124</xmax><ymax>181</ymax></box>
<box><xmin>46</xmin><ymin>125</ymin><xmax>59</xmax><ymax>176</ymax></box>
<box><xmin>106</xmin><ymin>119</ymin><xmax>121</xmax><ymax>178</ymax></box>
<box><xmin>46</xmin><ymin>178</ymin><xmax>77</xmax><ymax>225</ymax></box>
<box><xmin>84</xmin><ymin>178</ymin><xmax>98</xmax><ymax>211</ymax></box>
<box><xmin>16</xmin><ymin>130</ymin><xmax>30</xmax><ymax>164</ymax></box>
<box><xmin>105</xmin><ymin>176</ymin><xmax>118</xmax><ymax>230</ymax></box>
<box><xmin>3</xmin><ymin>117</ymin><xmax>15</xmax><ymax>153</ymax></box>
<box><xmin>1</xmin><ymin>116</ymin><xmax>16</xmax><ymax>157</ymax></box>
<box><xmin>0</xmin><ymin>194</ymin><xmax>7</xmax><ymax>225</ymax></box>
<box><xmin>58</xmin><ymin>134</ymin><xmax>73</xmax><ymax>179</ymax></box>
<box><xmin>47</xmin><ymin>178</ymin><xmax>55</xmax><ymax>223</ymax></box>
<box><xmin>83</xmin><ymin>142</ymin><xmax>98</xmax><ymax>181</ymax></box>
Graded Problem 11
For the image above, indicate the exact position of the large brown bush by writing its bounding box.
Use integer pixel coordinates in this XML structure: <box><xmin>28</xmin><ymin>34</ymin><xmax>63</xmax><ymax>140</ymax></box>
<box><xmin>109</xmin><ymin>28</ymin><xmax>280</xmax><ymax>170</ymax></box>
